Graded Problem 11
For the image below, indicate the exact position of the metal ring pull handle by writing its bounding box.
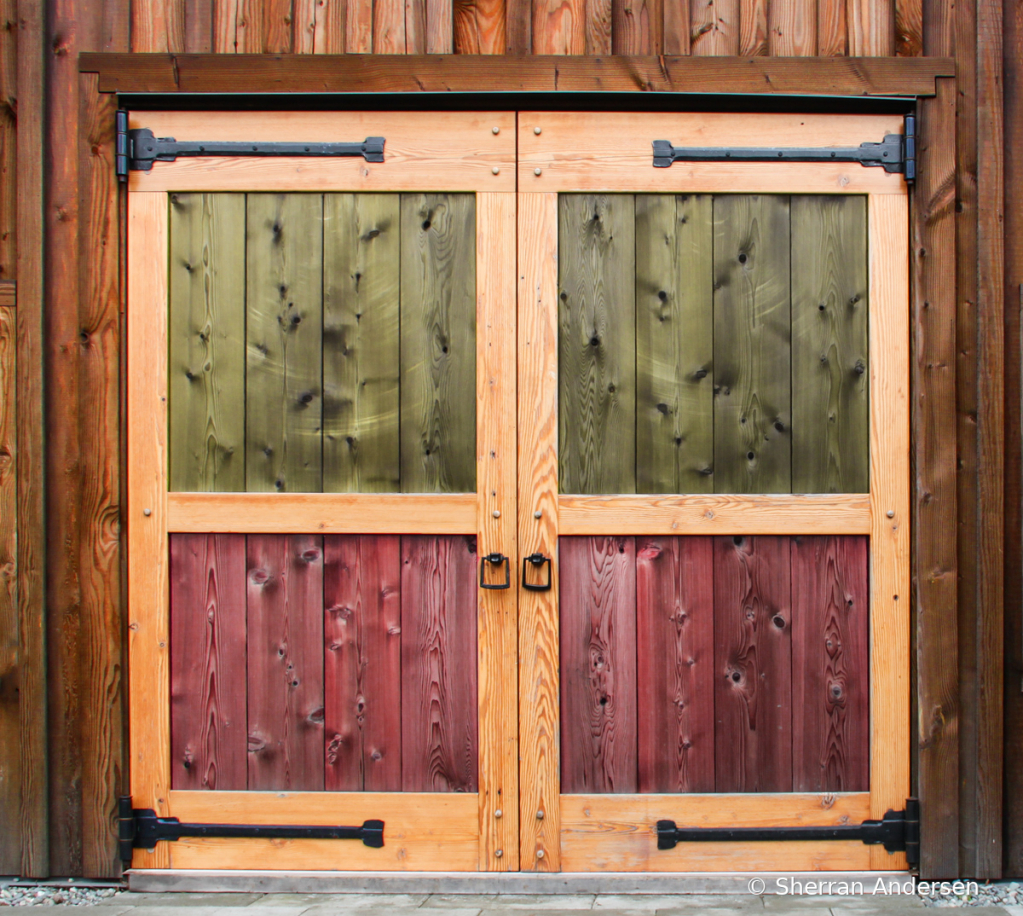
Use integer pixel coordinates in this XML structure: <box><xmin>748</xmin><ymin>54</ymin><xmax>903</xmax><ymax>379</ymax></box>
<box><xmin>522</xmin><ymin>553</ymin><xmax>553</xmax><ymax>591</ymax></box>
<box><xmin>480</xmin><ymin>553</ymin><xmax>511</xmax><ymax>590</ymax></box>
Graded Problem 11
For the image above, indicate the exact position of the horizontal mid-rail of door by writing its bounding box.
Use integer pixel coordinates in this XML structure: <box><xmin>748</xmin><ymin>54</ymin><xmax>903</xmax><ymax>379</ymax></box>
<box><xmin>518</xmin><ymin>111</ymin><xmax>909</xmax><ymax>194</ymax></box>
<box><xmin>125</xmin><ymin>111</ymin><xmax>516</xmax><ymax>193</ymax></box>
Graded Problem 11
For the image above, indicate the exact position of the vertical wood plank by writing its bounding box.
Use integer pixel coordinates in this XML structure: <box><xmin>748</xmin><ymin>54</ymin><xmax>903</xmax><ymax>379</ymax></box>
<box><xmin>816</xmin><ymin>0</ymin><xmax>847</xmax><ymax>55</ymax></box>
<box><xmin>372</xmin><ymin>0</ymin><xmax>406</xmax><ymax>51</ymax></box>
<box><xmin>294</xmin><ymin>0</ymin><xmax>328</xmax><ymax>51</ymax></box>
<box><xmin>558</xmin><ymin>194</ymin><xmax>636</xmax><ymax>496</ymax></box>
<box><xmin>263</xmin><ymin>0</ymin><xmax>294</xmax><ymax>50</ymax></box>
<box><xmin>517</xmin><ymin>193</ymin><xmax>560</xmax><ymax>871</ymax></box>
<box><xmin>0</xmin><ymin>0</ymin><xmax>15</xmax><ymax>283</ymax></box>
<box><xmin>245</xmin><ymin>193</ymin><xmax>324</xmax><ymax>494</ymax></box>
<box><xmin>213</xmin><ymin>0</ymin><xmax>263</xmax><ymax>51</ymax></box>
<box><xmin>345</xmin><ymin>0</ymin><xmax>374</xmax><ymax>50</ymax></box>
<box><xmin>400</xmin><ymin>194</ymin><xmax>476</xmax><ymax>495</ymax></box>
<box><xmin>613</xmin><ymin>0</ymin><xmax>662</xmax><ymax>53</ymax></box>
<box><xmin>168</xmin><ymin>193</ymin><xmax>246</xmax><ymax>493</ymax></box>
<box><xmin>895</xmin><ymin>0</ymin><xmax>922</xmax><ymax>55</ymax></box>
<box><xmin>790</xmin><ymin>195</ymin><xmax>869</xmax><ymax>494</ymax></box>
<box><xmin>184</xmin><ymin>0</ymin><xmax>214</xmax><ymax>50</ymax></box>
<box><xmin>427</xmin><ymin>0</ymin><xmax>454</xmax><ymax>51</ymax></box>
<box><xmin>791</xmin><ymin>536</ymin><xmax>869</xmax><ymax>792</ymax></box>
<box><xmin>476</xmin><ymin>193</ymin><xmax>519</xmax><ymax>870</ymax></box>
<box><xmin>847</xmin><ymin>0</ymin><xmax>894</xmax><ymax>54</ymax></box>
<box><xmin>559</xmin><ymin>536</ymin><xmax>638</xmax><ymax>794</ymax></box>
<box><xmin>689</xmin><ymin>0</ymin><xmax>738</xmax><ymax>54</ymax></box>
<box><xmin>0</xmin><ymin>304</ymin><xmax>18</xmax><ymax>873</ymax></box>
<box><xmin>131</xmin><ymin>0</ymin><xmax>185</xmax><ymax>49</ymax></box>
<box><xmin>662</xmin><ymin>0</ymin><xmax>689</xmax><ymax>53</ymax></box>
<box><xmin>531</xmin><ymin>0</ymin><xmax>585</xmax><ymax>53</ymax></box>
<box><xmin>401</xmin><ymin>535</ymin><xmax>478</xmax><ymax>793</ymax></box>
<box><xmin>713</xmin><ymin>535</ymin><xmax>792</xmax><ymax>793</ymax></box>
<box><xmin>169</xmin><ymin>534</ymin><xmax>247</xmax><ymax>791</ymax></box>
<box><xmin>127</xmin><ymin>193</ymin><xmax>171</xmax><ymax>869</ymax></box>
<box><xmin>323</xmin><ymin>194</ymin><xmax>400</xmax><ymax>494</ymax></box>
<box><xmin>459</xmin><ymin>0</ymin><xmax>506</xmax><ymax>52</ymax></box>
<box><xmin>738</xmin><ymin>0</ymin><xmax>767</xmax><ymax>54</ymax></box>
<box><xmin>636</xmin><ymin>537</ymin><xmax>715</xmax><ymax>793</ymax></box>
<box><xmin>713</xmin><ymin>194</ymin><xmax>791</xmax><ymax>495</ymax></box>
<box><xmin>586</xmin><ymin>0</ymin><xmax>613</xmax><ymax>52</ymax></box>
<box><xmin>768</xmin><ymin>0</ymin><xmax>815</xmax><ymax>54</ymax></box>
<box><xmin>323</xmin><ymin>535</ymin><xmax>402</xmax><ymax>792</ymax></box>
<box><xmin>867</xmin><ymin>193</ymin><xmax>911</xmax><ymax>870</ymax></box>
<box><xmin>505</xmin><ymin>0</ymin><xmax>531</xmax><ymax>50</ymax></box>
<box><xmin>247</xmin><ymin>534</ymin><xmax>325</xmax><ymax>791</ymax></box>
<box><xmin>406</xmin><ymin>0</ymin><xmax>427</xmax><ymax>51</ymax></box>
<box><xmin>635</xmin><ymin>194</ymin><xmax>714</xmax><ymax>495</ymax></box>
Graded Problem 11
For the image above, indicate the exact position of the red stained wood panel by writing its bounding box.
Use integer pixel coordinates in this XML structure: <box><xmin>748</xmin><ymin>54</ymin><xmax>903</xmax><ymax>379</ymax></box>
<box><xmin>559</xmin><ymin>537</ymin><xmax>638</xmax><ymax>794</ymax></box>
<box><xmin>170</xmin><ymin>534</ymin><xmax>248</xmax><ymax>790</ymax></box>
<box><xmin>400</xmin><ymin>535</ymin><xmax>478</xmax><ymax>792</ymax></box>
<box><xmin>713</xmin><ymin>535</ymin><xmax>792</xmax><ymax>792</ymax></box>
<box><xmin>791</xmin><ymin>535</ymin><xmax>869</xmax><ymax>792</ymax></box>
<box><xmin>246</xmin><ymin>534</ymin><xmax>326</xmax><ymax>791</ymax></box>
<box><xmin>323</xmin><ymin>535</ymin><xmax>402</xmax><ymax>791</ymax></box>
<box><xmin>636</xmin><ymin>537</ymin><xmax>715</xmax><ymax>793</ymax></box>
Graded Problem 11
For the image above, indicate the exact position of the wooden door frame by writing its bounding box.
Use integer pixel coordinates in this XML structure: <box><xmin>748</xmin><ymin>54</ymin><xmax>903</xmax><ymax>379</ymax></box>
<box><xmin>77</xmin><ymin>56</ymin><xmax>956</xmax><ymax>874</ymax></box>
<box><xmin>125</xmin><ymin>110</ymin><xmax>519</xmax><ymax>872</ymax></box>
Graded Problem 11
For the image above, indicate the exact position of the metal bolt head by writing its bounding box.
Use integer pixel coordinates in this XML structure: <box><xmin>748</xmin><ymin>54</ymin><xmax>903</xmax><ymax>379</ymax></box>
<box><xmin>534</xmin><ymin>126</ymin><xmax>542</xmax><ymax>135</ymax></box>
<box><xmin>495</xmin><ymin>849</ymin><xmax>503</xmax><ymax>858</ymax></box>
<box><xmin>887</xmin><ymin>510</ymin><xmax>895</xmax><ymax>518</ymax></box>
<box><xmin>534</xmin><ymin>167</ymin><xmax>543</xmax><ymax>176</ymax></box>
<box><xmin>493</xmin><ymin>126</ymin><xmax>501</xmax><ymax>134</ymax></box>
<box><xmin>536</xmin><ymin>809</ymin><xmax>544</xmax><ymax>819</ymax></box>
<box><xmin>492</xmin><ymin>166</ymin><xmax>501</xmax><ymax>175</ymax></box>
<box><xmin>493</xmin><ymin>509</ymin><xmax>501</xmax><ymax>518</ymax></box>
<box><xmin>143</xmin><ymin>508</ymin><xmax>152</xmax><ymax>517</ymax></box>
<box><xmin>536</xmin><ymin>849</ymin><xmax>545</xmax><ymax>859</ymax></box>
<box><xmin>495</xmin><ymin>808</ymin><xmax>503</xmax><ymax>818</ymax></box>
<box><xmin>534</xmin><ymin>510</ymin><xmax>542</xmax><ymax>519</ymax></box>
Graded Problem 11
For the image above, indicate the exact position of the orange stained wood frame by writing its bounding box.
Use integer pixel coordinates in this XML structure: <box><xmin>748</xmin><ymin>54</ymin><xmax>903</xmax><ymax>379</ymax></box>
<box><xmin>515</xmin><ymin>112</ymin><xmax>910</xmax><ymax>873</ymax></box>
<box><xmin>126</xmin><ymin>111</ymin><xmax>518</xmax><ymax>872</ymax></box>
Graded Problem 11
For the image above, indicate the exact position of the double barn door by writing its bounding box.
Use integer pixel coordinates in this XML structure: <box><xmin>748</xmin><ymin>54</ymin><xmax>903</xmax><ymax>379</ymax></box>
<box><xmin>126</xmin><ymin>110</ymin><xmax>909</xmax><ymax>874</ymax></box>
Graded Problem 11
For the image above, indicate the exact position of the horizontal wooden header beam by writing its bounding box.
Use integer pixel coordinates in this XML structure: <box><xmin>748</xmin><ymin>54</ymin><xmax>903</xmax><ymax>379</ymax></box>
<box><xmin>79</xmin><ymin>54</ymin><xmax>953</xmax><ymax>98</ymax></box>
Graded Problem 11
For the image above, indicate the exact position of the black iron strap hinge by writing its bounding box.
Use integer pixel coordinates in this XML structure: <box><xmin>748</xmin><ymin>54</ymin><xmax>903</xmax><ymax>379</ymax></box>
<box><xmin>115</xmin><ymin>111</ymin><xmax>385</xmax><ymax>181</ymax></box>
<box><xmin>117</xmin><ymin>797</ymin><xmax>384</xmax><ymax>865</ymax></box>
<box><xmin>653</xmin><ymin>113</ymin><xmax>916</xmax><ymax>183</ymax></box>
<box><xmin>656</xmin><ymin>798</ymin><xmax>919</xmax><ymax>867</ymax></box>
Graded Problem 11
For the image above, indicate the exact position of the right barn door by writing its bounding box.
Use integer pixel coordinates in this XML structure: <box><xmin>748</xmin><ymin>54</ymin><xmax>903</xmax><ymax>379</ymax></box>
<box><xmin>516</xmin><ymin>112</ymin><xmax>910</xmax><ymax>873</ymax></box>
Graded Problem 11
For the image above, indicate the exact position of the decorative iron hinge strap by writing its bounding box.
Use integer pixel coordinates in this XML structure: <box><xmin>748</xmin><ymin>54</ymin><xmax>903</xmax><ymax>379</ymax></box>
<box><xmin>656</xmin><ymin>798</ymin><xmax>920</xmax><ymax>867</ymax></box>
<box><xmin>118</xmin><ymin>797</ymin><xmax>384</xmax><ymax>864</ymax></box>
<box><xmin>653</xmin><ymin>113</ymin><xmax>916</xmax><ymax>183</ymax></box>
<box><xmin>116</xmin><ymin>111</ymin><xmax>384</xmax><ymax>181</ymax></box>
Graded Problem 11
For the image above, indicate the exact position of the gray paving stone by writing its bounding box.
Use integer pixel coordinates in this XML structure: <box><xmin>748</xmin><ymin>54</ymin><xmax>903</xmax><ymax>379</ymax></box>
<box><xmin>296</xmin><ymin>895</ymin><xmax>430</xmax><ymax>912</ymax></box>
<box><xmin>15</xmin><ymin>908</ymin><xmax>134</xmax><ymax>915</ymax></box>
<box><xmin>594</xmin><ymin>894</ymin><xmax>762</xmax><ymax>912</ymax></box>
<box><xmin>423</xmin><ymin>895</ymin><xmax>595</xmax><ymax>910</ymax></box>
<box><xmin>113</xmin><ymin>894</ymin><xmax>266</xmax><ymax>908</ymax></box>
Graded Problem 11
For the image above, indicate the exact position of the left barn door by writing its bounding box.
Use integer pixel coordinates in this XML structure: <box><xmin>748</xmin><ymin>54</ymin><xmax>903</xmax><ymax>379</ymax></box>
<box><xmin>125</xmin><ymin>111</ymin><xmax>519</xmax><ymax>872</ymax></box>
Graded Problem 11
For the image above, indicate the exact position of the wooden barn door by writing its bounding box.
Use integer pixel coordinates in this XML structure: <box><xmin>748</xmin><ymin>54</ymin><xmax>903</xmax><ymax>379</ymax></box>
<box><xmin>515</xmin><ymin>112</ymin><xmax>911</xmax><ymax>873</ymax></box>
<box><xmin>126</xmin><ymin>111</ymin><xmax>519</xmax><ymax>871</ymax></box>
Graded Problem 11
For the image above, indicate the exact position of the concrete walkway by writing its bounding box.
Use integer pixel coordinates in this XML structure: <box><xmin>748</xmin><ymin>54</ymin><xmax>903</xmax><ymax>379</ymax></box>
<box><xmin>23</xmin><ymin>891</ymin><xmax>1023</xmax><ymax>916</ymax></box>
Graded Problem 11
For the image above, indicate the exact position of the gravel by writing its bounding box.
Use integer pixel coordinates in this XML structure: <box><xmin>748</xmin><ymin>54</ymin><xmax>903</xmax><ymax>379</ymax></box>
<box><xmin>919</xmin><ymin>880</ymin><xmax>1023</xmax><ymax>907</ymax></box>
<box><xmin>0</xmin><ymin>884</ymin><xmax>126</xmax><ymax>907</ymax></box>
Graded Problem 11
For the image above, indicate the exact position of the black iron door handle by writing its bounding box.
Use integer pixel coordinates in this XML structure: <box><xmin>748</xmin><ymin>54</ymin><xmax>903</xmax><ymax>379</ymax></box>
<box><xmin>522</xmin><ymin>553</ymin><xmax>553</xmax><ymax>591</ymax></box>
<box><xmin>480</xmin><ymin>553</ymin><xmax>511</xmax><ymax>589</ymax></box>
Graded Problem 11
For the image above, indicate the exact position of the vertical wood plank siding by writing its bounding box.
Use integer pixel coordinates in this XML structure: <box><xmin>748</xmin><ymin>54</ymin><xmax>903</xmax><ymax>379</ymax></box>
<box><xmin>559</xmin><ymin>535</ymin><xmax>869</xmax><ymax>794</ymax></box>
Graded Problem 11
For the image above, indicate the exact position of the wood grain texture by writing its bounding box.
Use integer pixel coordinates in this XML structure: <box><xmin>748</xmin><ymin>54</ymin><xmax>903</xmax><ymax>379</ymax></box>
<box><xmin>168</xmin><ymin>192</ymin><xmax>246</xmax><ymax>493</ymax></box>
<box><xmin>504</xmin><ymin>0</ymin><xmax>531</xmax><ymax>50</ymax></box>
<box><xmin>635</xmin><ymin>194</ymin><xmax>713</xmax><ymax>494</ymax></box>
<box><xmin>559</xmin><ymin>493</ymin><xmax>871</xmax><ymax>535</ymax></box>
<box><xmin>713</xmin><ymin>195</ymin><xmax>791</xmax><ymax>494</ymax></box>
<box><xmin>895</xmin><ymin>0</ymin><xmax>922</xmax><ymax>55</ymax></box>
<box><xmin>372</xmin><ymin>0</ymin><xmax>406</xmax><ymax>51</ymax></box>
<box><xmin>559</xmin><ymin>536</ymin><xmax>638</xmax><ymax>794</ymax></box>
<box><xmin>816</xmin><ymin>0</ymin><xmax>847</xmax><ymax>55</ymax></box>
<box><xmin>169</xmin><ymin>534</ymin><xmax>247</xmax><ymax>791</ymax></box>
<box><xmin>790</xmin><ymin>195</ymin><xmax>869</xmax><ymax>494</ymax></box>
<box><xmin>323</xmin><ymin>535</ymin><xmax>402</xmax><ymax>792</ymax></box>
<box><xmin>263</xmin><ymin>0</ymin><xmax>296</xmax><ymax>51</ymax></box>
<box><xmin>636</xmin><ymin>537</ymin><xmax>715</xmax><ymax>793</ymax></box>
<box><xmin>132</xmin><ymin>0</ymin><xmax>185</xmax><ymax>50</ymax></box>
<box><xmin>768</xmin><ymin>0</ymin><xmax>815</xmax><ymax>54</ymax></box>
<box><xmin>346</xmin><ymin>0</ymin><xmax>374</xmax><ymax>51</ymax></box>
<box><xmin>713</xmin><ymin>535</ymin><xmax>791</xmax><ymax>792</ymax></box>
<box><xmin>791</xmin><ymin>536</ymin><xmax>869</xmax><ymax>792</ymax></box>
<box><xmin>531</xmin><ymin>0</ymin><xmax>585</xmax><ymax>53</ymax></box>
<box><xmin>516</xmin><ymin>193</ymin><xmax>560</xmax><ymax>871</ymax></box>
<box><xmin>0</xmin><ymin>16</ymin><xmax>14</xmax><ymax>283</ymax></box>
<box><xmin>167</xmin><ymin>790</ymin><xmax>479</xmax><ymax>870</ymax></box>
<box><xmin>690</xmin><ymin>0</ymin><xmax>738</xmax><ymax>55</ymax></box>
<box><xmin>322</xmin><ymin>194</ymin><xmax>401</xmax><ymax>494</ymax></box>
<box><xmin>400</xmin><ymin>194</ymin><xmax>476</xmax><ymax>494</ymax></box>
<box><xmin>246</xmin><ymin>534</ymin><xmax>325</xmax><ymax>791</ymax></box>
<box><xmin>245</xmin><ymin>193</ymin><xmax>324</xmax><ymax>494</ymax></box>
<box><xmin>214</xmin><ymin>0</ymin><xmax>263</xmax><ymax>52</ymax></box>
<box><xmin>738</xmin><ymin>0</ymin><xmax>767</xmax><ymax>55</ymax></box>
<box><xmin>184</xmin><ymin>0</ymin><xmax>214</xmax><ymax>50</ymax></box>
<box><xmin>613</xmin><ymin>0</ymin><xmax>662</xmax><ymax>53</ymax></box>
<box><xmin>558</xmin><ymin>194</ymin><xmax>636</xmax><ymax>495</ymax></box>
<box><xmin>401</xmin><ymin>536</ymin><xmax>478</xmax><ymax>792</ymax></box>
<box><xmin>168</xmin><ymin>492</ymin><xmax>477</xmax><ymax>534</ymax></box>
<box><xmin>127</xmin><ymin>193</ymin><xmax>171</xmax><ymax>870</ymax></box>
<box><xmin>475</xmin><ymin>193</ymin><xmax>518</xmax><ymax>870</ymax></box>
<box><xmin>662</xmin><ymin>0</ymin><xmax>690</xmax><ymax>53</ymax></box>
<box><xmin>847</xmin><ymin>0</ymin><xmax>894</xmax><ymax>54</ymax></box>
<box><xmin>0</xmin><ymin>305</ymin><xmax>18</xmax><ymax>874</ymax></box>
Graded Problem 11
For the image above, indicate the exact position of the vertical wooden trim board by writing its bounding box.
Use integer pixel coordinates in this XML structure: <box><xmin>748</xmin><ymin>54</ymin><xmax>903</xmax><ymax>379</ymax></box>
<box><xmin>475</xmin><ymin>192</ymin><xmax>520</xmax><ymax>871</ymax></box>
<box><xmin>867</xmin><ymin>191</ymin><xmax>911</xmax><ymax>870</ymax></box>
<box><xmin>127</xmin><ymin>193</ymin><xmax>171</xmax><ymax>869</ymax></box>
<box><xmin>517</xmin><ymin>192</ymin><xmax>560</xmax><ymax>872</ymax></box>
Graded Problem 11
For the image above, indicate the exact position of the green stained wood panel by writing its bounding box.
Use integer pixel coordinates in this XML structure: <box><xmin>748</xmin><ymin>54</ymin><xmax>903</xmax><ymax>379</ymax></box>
<box><xmin>168</xmin><ymin>193</ymin><xmax>246</xmax><ymax>492</ymax></box>
<box><xmin>790</xmin><ymin>196</ymin><xmax>869</xmax><ymax>494</ymax></box>
<box><xmin>635</xmin><ymin>194</ymin><xmax>714</xmax><ymax>494</ymax></box>
<box><xmin>713</xmin><ymin>195</ymin><xmax>792</xmax><ymax>494</ymax></box>
<box><xmin>323</xmin><ymin>194</ymin><xmax>401</xmax><ymax>493</ymax></box>
<box><xmin>399</xmin><ymin>194</ymin><xmax>476</xmax><ymax>494</ymax></box>
<box><xmin>558</xmin><ymin>194</ymin><xmax>637</xmax><ymax>495</ymax></box>
<box><xmin>245</xmin><ymin>194</ymin><xmax>325</xmax><ymax>493</ymax></box>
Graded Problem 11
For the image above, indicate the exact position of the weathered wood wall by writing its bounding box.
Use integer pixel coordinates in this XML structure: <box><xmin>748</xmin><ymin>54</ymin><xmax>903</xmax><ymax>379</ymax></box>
<box><xmin>0</xmin><ymin>0</ymin><xmax>1016</xmax><ymax>882</ymax></box>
